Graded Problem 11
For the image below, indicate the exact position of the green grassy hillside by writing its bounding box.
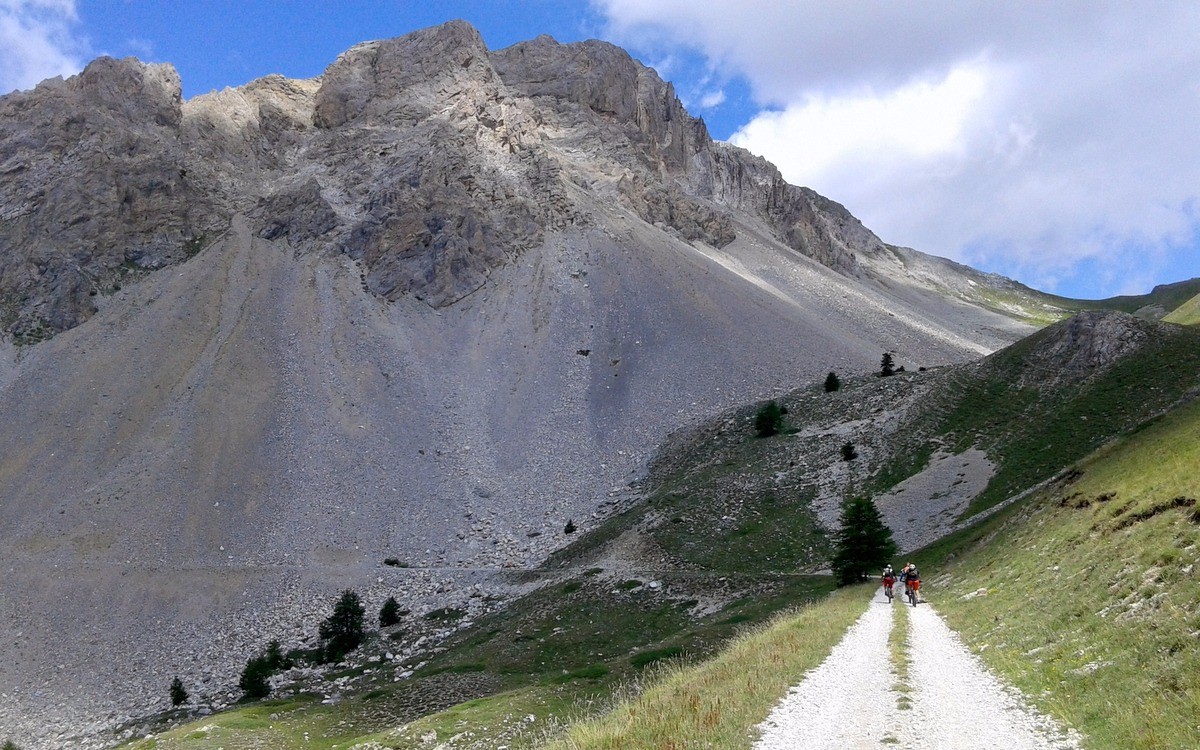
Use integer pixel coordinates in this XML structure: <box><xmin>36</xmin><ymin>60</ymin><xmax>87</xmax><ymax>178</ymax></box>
<box><xmin>1163</xmin><ymin>291</ymin><xmax>1200</xmax><ymax>325</ymax></box>
<box><xmin>920</xmin><ymin>396</ymin><xmax>1200</xmax><ymax>749</ymax></box>
<box><xmin>534</xmin><ymin>395</ymin><xmax>1200</xmax><ymax>750</ymax></box>
<box><xmin>1043</xmin><ymin>277</ymin><xmax>1200</xmax><ymax>319</ymax></box>
<box><xmin>885</xmin><ymin>312</ymin><xmax>1200</xmax><ymax>517</ymax></box>
<box><xmin>547</xmin><ymin>312</ymin><xmax>1200</xmax><ymax>583</ymax></box>
<box><xmin>540</xmin><ymin>585</ymin><xmax>873</xmax><ymax>750</ymax></box>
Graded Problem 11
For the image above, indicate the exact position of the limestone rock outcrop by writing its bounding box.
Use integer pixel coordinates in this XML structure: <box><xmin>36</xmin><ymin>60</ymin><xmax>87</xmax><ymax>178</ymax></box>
<box><xmin>0</xmin><ymin>57</ymin><xmax>202</xmax><ymax>338</ymax></box>
<box><xmin>0</xmin><ymin>19</ymin><xmax>977</xmax><ymax>337</ymax></box>
<box><xmin>1010</xmin><ymin>310</ymin><xmax>1154</xmax><ymax>387</ymax></box>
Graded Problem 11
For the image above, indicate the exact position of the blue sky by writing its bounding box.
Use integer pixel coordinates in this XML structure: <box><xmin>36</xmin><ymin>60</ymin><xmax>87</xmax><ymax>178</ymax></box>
<box><xmin>3</xmin><ymin>1</ymin><xmax>1199</xmax><ymax>301</ymax></box>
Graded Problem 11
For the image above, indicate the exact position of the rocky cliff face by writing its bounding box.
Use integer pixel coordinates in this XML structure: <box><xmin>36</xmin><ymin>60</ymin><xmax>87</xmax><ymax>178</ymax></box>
<box><xmin>1005</xmin><ymin>310</ymin><xmax>1157</xmax><ymax>388</ymax></box>
<box><xmin>0</xmin><ymin>20</ymin><xmax>1040</xmax><ymax>748</ymax></box>
<box><xmin>1</xmin><ymin>19</ymin><xmax>988</xmax><ymax>341</ymax></box>
<box><xmin>0</xmin><ymin>59</ymin><xmax>198</xmax><ymax>339</ymax></box>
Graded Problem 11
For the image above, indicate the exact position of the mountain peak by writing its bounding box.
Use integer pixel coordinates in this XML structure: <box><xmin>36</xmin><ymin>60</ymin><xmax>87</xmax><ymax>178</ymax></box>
<box><xmin>313</xmin><ymin>19</ymin><xmax>495</xmax><ymax>129</ymax></box>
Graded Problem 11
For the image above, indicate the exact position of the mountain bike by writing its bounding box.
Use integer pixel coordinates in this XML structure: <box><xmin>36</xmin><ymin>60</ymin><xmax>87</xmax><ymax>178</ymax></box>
<box><xmin>906</xmin><ymin>579</ymin><xmax>920</xmax><ymax>607</ymax></box>
<box><xmin>883</xmin><ymin>579</ymin><xmax>894</xmax><ymax>603</ymax></box>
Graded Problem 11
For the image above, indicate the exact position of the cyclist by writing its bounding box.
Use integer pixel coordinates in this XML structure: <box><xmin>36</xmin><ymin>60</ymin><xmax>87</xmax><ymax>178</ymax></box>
<box><xmin>901</xmin><ymin>562</ymin><xmax>921</xmax><ymax>604</ymax></box>
<box><xmin>881</xmin><ymin>564</ymin><xmax>896</xmax><ymax>602</ymax></box>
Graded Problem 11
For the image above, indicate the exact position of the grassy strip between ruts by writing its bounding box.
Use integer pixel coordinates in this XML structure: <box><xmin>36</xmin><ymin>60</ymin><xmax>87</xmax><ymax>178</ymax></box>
<box><xmin>917</xmin><ymin>396</ymin><xmax>1200</xmax><ymax>750</ymax></box>
<box><xmin>889</xmin><ymin>602</ymin><xmax>911</xmax><ymax>712</ymax></box>
<box><xmin>538</xmin><ymin>584</ymin><xmax>873</xmax><ymax>750</ymax></box>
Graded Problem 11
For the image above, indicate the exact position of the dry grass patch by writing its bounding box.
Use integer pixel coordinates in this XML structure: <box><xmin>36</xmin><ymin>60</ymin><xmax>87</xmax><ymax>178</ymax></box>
<box><xmin>540</xmin><ymin>584</ymin><xmax>872</xmax><ymax>750</ymax></box>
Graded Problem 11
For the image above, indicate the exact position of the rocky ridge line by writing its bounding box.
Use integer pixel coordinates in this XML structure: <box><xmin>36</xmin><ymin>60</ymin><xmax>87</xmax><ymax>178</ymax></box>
<box><xmin>3</xmin><ymin>19</ymin><xmax>1001</xmax><ymax>341</ymax></box>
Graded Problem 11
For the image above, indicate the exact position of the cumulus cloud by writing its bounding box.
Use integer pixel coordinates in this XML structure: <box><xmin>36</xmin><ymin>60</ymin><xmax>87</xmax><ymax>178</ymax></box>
<box><xmin>730</xmin><ymin>60</ymin><xmax>991</xmax><ymax>184</ymax></box>
<box><xmin>596</xmin><ymin>1</ymin><xmax>1200</xmax><ymax>296</ymax></box>
<box><xmin>0</xmin><ymin>0</ymin><xmax>84</xmax><ymax>94</ymax></box>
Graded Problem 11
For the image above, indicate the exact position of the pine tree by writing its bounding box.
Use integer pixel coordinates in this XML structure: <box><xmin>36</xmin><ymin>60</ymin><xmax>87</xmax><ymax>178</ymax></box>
<box><xmin>831</xmin><ymin>497</ymin><xmax>898</xmax><ymax>586</ymax></box>
<box><xmin>238</xmin><ymin>656</ymin><xmax>272</xmax><ymax>700</ymax></box>
<box><xmin>840</xmin><ymin>442</ymin><xmax>858</xmax><ymax>461</ymax></box>
<box><xmin>320</xmin><ymin>589</ymin><xmax>366</xmax><ymax>663</ymax></box>
<box><xmin>824</xmin><ymin>371</ymin><xmax>841</xmax><ymax>392</ymax></box>
<box><xmin>169</xmin><ymin>676</ymin><xmax>189</xmax><ymax>706</ymax></box>
<box><xmin>880</xmin><ymin>352</ymin><xmax>896</xmax><ymax>377</ymax></box>
<box><xmin>754</xmin><ymin>400</ymin><xmax>784</xmax><ymax>437</ymax></box>
<box><xmin>379</xmin><ymin>596</ymin><xmax>402</xmax><ymax>628</ymax></box>
<box><xmin>263</xmin><ymin>639</ymin><xmax>290</xmax><ymax>671</ymax></box>
<box><xmin>563</xmin><ymin>519</ymin><xmax>577</xmax><ymax>534</ymax></box>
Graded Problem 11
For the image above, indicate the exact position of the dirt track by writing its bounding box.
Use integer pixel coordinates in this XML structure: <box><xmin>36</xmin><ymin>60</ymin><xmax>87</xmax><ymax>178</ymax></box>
<box><xmin>754</xmin><ymin>588</ymin><xmax>1081</xmax><ymax>750</ymax></box>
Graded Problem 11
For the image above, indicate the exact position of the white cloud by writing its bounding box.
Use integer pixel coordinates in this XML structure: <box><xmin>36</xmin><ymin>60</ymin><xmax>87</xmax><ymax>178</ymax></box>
<box><xmin>0</xmin><ymin>0</ymin><xmax>84</xmax><ymax>94</ymax></box>
<box><xmin>595</xmin><ymin>1</ymin><xmax>1200</xmax><ymax>297</ymax></box>
<box><xmin>730</xmin><ymin>61</ymin><xmax>991</xmax><ymax>184</ymax></box>
<box><xmin>698</xmin><ymin>89</ymin><xmax>725</xmax><ymax>109</ymax></box>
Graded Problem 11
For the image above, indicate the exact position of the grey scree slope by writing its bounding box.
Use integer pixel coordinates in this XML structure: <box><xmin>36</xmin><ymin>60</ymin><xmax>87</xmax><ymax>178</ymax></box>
<box><xmin>0</xmin><ymin>21</ymin><xmax>1035</xmax><ymax>745</ymax></box>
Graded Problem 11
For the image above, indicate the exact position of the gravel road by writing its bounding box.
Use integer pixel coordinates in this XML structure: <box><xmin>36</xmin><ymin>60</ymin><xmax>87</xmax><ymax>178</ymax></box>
<box><xmin>754</xmin><ymin>589</ymin><xmax>1082</xmax><ymax>750</ymax></box>
<box><xmin>755</xmin><ymin>589</ymin><xmax>899</xmax><ymax>750</ymax></box>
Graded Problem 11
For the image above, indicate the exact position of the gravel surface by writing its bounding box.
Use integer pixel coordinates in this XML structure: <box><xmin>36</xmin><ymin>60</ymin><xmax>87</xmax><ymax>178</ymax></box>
<box><xmin>874</xmin><ymin>447</ymin><xmax>996</xmax><ymax>552</ymax></box>
<box><xmin>754</xmin><ymin>590</ymin><xmax>1082</xmax><ymax>750</ymax></box>
<box><xmin>904</xmin><ymin>603</ymin><xmax>1081</xmax><ymax>750</ymax></box>
<box><xmin>755</xmin><ymin>590</ymin><xmax>898</xmax><ymax>750</ymax></box>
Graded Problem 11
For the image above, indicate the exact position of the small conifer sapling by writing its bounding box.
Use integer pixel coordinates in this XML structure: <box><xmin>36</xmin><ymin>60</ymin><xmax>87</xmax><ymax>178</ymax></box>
<box><xmin>238</xmin><ymin>657</ymin><xmax>272</xmax><ymax>700</ymax></box>
<box><xmin>379</xmin><ymin>596</ymin><xmax>402</xmax><ymax>628</ymax></box>
<box><xmin>754</xmin><ymin>400</ymin><xmax>784</xmax><ymax>437</ymax></box>
<box><xmin>169</xmin><ymin>676</ymin><xmax>188</xmax><ymax>706</ymax></box>
<box><xmin>320</xmin><ymin>589</ymin><xmax>366</xmax><ymax>663</ymax></box>
<box><xmin>880</xmin><ymin>352</ymin><xmax>896</xmax><ymax>377</ymax></box>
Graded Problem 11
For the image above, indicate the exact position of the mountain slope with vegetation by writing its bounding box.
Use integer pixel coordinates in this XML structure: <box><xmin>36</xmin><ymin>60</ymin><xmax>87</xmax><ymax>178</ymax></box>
<box><xmin>104</xmin><ymin>309</ymin><xmax>1200</xmax><ymax>750</ymax></box>
<box><xmin>2</xmin><ymin>22</ymin><xmax>1047</xmax><ymax>743</ymax></box>
<box><xmin>525</xmin><ymin>315</ymin><xmax>1200</xmax><ymax>750</ymax></box>
<box><xmin>428</xmin><ymin>389</ymin><xmax>1200</xmax><ymax>750</ymax></box>
<box><xmin>543</xmin><ymin>311</ymin><xmax>1200</xmax><ymax>576</ymax></box>
<box><xmin>4</xmin><ymin>18</ymin><xmax>1197</xmax><ymax>748</ymax></box>
<box><xmin>921</xmin><ymin>391</ymin><xmax>1200</xmax><ymax>748</ymax></box>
